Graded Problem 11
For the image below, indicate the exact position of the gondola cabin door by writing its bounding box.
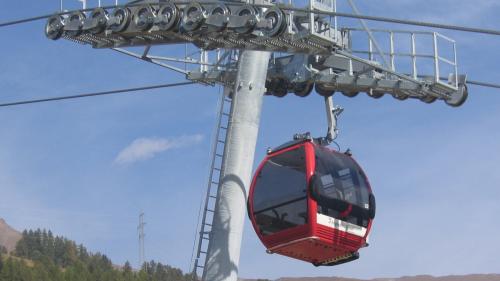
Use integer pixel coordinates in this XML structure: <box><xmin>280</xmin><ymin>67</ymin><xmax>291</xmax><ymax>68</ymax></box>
<box><xmin>248</xmin><ymin>139</ymin><xmax>375</xmax><ymax>266</ymax></box>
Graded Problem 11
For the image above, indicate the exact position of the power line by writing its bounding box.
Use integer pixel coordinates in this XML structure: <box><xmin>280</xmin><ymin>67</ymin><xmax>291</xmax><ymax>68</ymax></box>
<box><xmin>0</xmin><ymin>81</ymin><xmax>197</xmax><ymax>108</ymax></box>
<box><xmin>2</xmin><ymin>3</ymin><xmax>500</xmax><ymax>37</ymax></box>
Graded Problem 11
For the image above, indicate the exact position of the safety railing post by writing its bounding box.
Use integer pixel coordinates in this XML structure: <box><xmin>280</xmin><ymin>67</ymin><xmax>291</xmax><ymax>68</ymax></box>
<box><xmin>433</xmin><ymin>32</ymin><xmax>440</xmax><ymax>83</ymax></box>
<box><xmin>310</xmin><ymin>0</ymin><xmax>314</xmax><ymax>37</ymax></box>
<box><xmin>411</xmin><ymin>33</ymin><xmax>417</xmax><ymax>79</ymax></box>
<box><xmin>390</xmin><ymin>32</ymin><xmax>395</xmax><ymax>71</ymax></box>
<box><xmin>453</xmin><ymin>42</ymin><xmax>458</xmax><ymax>88</ymax></box>
<box><xmin>368</xmin><ymin>38</ymin><xmax>373</xmax><ymax>61</ymax></box>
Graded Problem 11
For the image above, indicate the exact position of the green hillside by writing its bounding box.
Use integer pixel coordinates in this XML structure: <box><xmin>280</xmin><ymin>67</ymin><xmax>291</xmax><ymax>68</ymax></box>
<box><xmin>0</xmin><ymin>229</ymin><xmax>195</xmax><ymax>281</ymax></box>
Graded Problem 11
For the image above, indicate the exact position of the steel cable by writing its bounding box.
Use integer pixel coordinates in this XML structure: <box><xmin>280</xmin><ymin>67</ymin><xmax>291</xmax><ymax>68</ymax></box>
<box><xmin>468</xmin><ymin>80</ymin><xmax>500</xmax><ymax>89</ymax></box>
<box><xmin>0</xmin><ymin>81</ymin><xmax>197</xmax><ymax>107</ymax></box>
<box><xmin>1</xmin><ymin>3</ymin><xmax>500</xmax><ymax>36</ymax></box>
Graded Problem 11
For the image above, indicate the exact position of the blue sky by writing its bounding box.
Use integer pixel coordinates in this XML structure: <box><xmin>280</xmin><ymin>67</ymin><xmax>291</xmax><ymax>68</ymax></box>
<box><xmin>1</xmin><ymin>0</ymin><xmax>500</xmax><ymax>279</ymax></box>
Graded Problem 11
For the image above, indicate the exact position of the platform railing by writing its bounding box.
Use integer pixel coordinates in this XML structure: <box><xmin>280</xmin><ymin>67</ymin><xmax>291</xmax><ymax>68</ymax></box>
<box><xmin>309</xmin><ymin>0</ymin><xmax>338</xmax><ymax>42</ymax></box>
<box><xmin>60</xmin><ymin>0</ymin><xmax>119</xmax><ymax>11</ymax></box>
<box><xmin>345</xmin><ymin>28</ymin><xmax>459</xmax><ymax>89</ymax></box>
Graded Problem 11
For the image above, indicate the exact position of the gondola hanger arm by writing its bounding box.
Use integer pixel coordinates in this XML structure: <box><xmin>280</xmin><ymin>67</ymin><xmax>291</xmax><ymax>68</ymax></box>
<box><xmin>322</xmin><ymin>96</ymin><xmax>343</xmax><ymax>145</ymax></box>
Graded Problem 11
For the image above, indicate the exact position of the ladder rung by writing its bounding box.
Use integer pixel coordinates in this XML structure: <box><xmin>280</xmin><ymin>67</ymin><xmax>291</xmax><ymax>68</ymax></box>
<box><xmin>196</xmin><ymin>265</ymin><xmax>204</xmax><ymax>268</ymax></box>
<box><xmin>206</xmin><ymin>209</ymin><xmax>215</xmax><ymax>213</ymax></box>
<box><xmin>200</xmin><ymin>251</ymin><xmax>207</xmax><ymax>254</ymax></box>
<box><xmin>220</xmin><ymin>126</ymin><xmax>228</xmax><ymax>130</ymax></box>
<box><xmin>224</xmin><ymin>98</ymin><xmax>231</xmax><ymax>102</ymax></box>
<box><xmin>202</xmin><ymin>236</ymin><xmax>209</xmax><ymax>240</ymax></box>
<box><xmin>211</xmin><ymin>181</ymin><xmax>219</xmax><ymax>185</ymax></box>
<box><xmin>217</xmin><ymin>140</ymin><xmax>225</xmax><ymax>144</ymax></box>
<box><xmin>204</xmin><ymin>223</ymin><xmax>212</xmax><ymax>227</ymax></box>
<box><xmin>214</xmin><ymin>168</ymin><xmax>221</xmax><ymax>171</ymax></box>
<box><xmin>215</xmin><ymin>153</ymin><xmax>223</xmax><ymax>157</ymax></box>
<box><xmin>222</xmin><ymin>113</ymin><xmax>230</xmax><ymax>116</ymax></box>
<box><xmin>209</xmin><ymin>195</ymin><xmax>217</xmax><ymax>199</ymax></box>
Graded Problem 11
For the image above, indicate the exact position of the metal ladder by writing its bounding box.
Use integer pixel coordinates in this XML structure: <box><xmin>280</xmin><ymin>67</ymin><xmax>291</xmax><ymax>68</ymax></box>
<box><xmin>191</xmin><ymin>89</ymin><xmax>232</xmax><ymax>280</ymax></box>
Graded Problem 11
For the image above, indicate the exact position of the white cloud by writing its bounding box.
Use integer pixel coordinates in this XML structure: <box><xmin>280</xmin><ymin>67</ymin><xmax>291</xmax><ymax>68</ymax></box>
<box><xmin>114</xmin><ymin>135</ymin><xmax>204</xmax><ymax>165</ymax></box>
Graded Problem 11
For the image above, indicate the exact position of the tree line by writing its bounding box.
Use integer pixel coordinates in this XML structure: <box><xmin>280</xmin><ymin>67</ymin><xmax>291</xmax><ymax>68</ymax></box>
<box><xmin>0</xmin><ymin>229</ymin><xmax>196</xmax><ymax>281</ymax></box>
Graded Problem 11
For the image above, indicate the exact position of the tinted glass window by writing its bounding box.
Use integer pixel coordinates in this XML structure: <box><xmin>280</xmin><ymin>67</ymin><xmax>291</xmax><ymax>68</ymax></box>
<box><xmin>314</xmin><ymin>147</ymin><xmax>370</xmax><ymax>227</ymax></box>
<box><xmin>252</xmin><ymin>147</ymin><xmax>308</xmax><ymax>236</ymax></box>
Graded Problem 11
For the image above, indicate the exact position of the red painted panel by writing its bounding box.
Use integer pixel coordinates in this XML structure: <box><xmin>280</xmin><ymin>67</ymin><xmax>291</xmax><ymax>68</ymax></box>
<box><xmin>248</xmin><ymin>139</ymin><xmax>373</xmax><ymax>266</ymax></box>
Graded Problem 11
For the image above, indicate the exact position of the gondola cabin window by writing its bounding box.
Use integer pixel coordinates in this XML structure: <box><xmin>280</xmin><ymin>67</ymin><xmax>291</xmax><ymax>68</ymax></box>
<box><xmin>313</xmin><ymin>146</ymin><xmax>371</xmax><ymax>228</ymax></box>
<box><xmin>252</xmin><ymin>146</ymin><xmax>308</xmax><ymax>236</ymax></box>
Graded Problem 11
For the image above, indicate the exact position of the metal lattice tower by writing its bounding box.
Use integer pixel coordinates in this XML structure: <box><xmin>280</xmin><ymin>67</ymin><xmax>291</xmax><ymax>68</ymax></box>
<box><xmin>138</xmin><ymin>211</ymin><xmax>146</xmax><ymax>267</ymax></box>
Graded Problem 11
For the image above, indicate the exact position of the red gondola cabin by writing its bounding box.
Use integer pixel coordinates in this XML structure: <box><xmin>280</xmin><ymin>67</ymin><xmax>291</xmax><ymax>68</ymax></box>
<box><xmin>248</xmin><ymin>138</ymin><xmax>375</xmax><ymax>266</ymax></box>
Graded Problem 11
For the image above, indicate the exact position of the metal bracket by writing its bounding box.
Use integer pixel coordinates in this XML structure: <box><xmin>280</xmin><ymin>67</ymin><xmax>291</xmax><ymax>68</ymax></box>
<box><xmin>291</xmin><ymin>97</ymin><xmax>343</xmax><ymax>146</ymax></box>
<box><xmin>321</xmin><ymin>96</ymin><xmax>343</xmax><ymax>145</ymax></box>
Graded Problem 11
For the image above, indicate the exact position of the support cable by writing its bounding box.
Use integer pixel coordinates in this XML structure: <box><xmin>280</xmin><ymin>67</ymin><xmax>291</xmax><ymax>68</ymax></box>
<box><xmin>0</xmin><ymin>14</ymin><xmax>53</xmax><ymax>28</ymax></box>
<box><xmin>0</xmin><ymin>4</ymin><xmax>125</xmax><ymax>28</ymax></box>
<box><xmin>468</xmin><ymin>80</ymin><xmax>500</xmax><ymax>89</ymax></box>
<box><xmin>0</xmin><ymin>81</ymin><xmax>197</xmax><ymax>108</ymax></box>
<box><xmin>112</xmin><ymin>48</ymin><xmax>189</xmax><ymax>75</ymax></box>
<box><xmin>0</xmin><ymin>79</ymin><xmax>498</xmax><ymax>109</ymax></box>
<box><xmin>1</xmin><ymin>3</ymin><xmax>500</xmax><ymax>37</ymax></box>
<box><xmin>346</xmin><ymin>0</ymin><xmax>390</xmax><ymax>68</ymax></box>
<box><xmin>282</xmin><ymin>7</ymin><xmax>500</xmax><ymax>36</ymax></box>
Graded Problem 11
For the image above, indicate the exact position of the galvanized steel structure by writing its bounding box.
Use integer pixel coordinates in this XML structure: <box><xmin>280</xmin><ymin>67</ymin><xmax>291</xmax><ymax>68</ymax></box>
<box><xmin>44</xmin><ymin>0</ymin><xmax>470</xmax><ymax>280</ymax></box>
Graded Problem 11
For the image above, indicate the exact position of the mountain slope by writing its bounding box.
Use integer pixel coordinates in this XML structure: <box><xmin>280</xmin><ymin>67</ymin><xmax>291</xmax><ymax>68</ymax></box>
<box><xmin>2</xmin><ymin>218</ymin><xmax>498</xmax><ymax>281</ymax></box>
<box><xmin>272</xmin><ymin>275</ymin><xmax>500</xmax><ymax>281</ymax></box>
<box><xmin>0</xmin><ymin>217</ymin><xmax>22</xmax><ymax>252</ymax></box>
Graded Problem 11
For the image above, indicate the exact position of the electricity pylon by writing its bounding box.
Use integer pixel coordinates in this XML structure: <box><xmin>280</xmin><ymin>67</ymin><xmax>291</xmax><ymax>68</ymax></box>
<box><xmin>138</xmin><ymin>211</ymin><xmax>146</xmax><ymax>268</ymax></box>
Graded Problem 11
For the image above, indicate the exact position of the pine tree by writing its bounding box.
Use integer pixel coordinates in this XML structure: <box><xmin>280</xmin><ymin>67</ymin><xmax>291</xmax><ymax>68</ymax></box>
<box><xmin>0</xmin><ymin>245</ymin><xmax>7</xmax><ymax>255</ymax></box>
<box><xmin>123</xmin><ymin>260</ymin><xmax>134</xmax><ymax>281</ymax></box>
<box><xmin>6</xmin><ymin>227</ymin><xmax>200</xmax><ymax>281</ymax></box>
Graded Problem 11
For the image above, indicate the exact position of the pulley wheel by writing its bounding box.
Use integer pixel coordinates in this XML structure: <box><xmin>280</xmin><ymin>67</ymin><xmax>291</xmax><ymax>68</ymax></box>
<box><xmin>209</xmin><ymin>3</ymin><xmax>230</xmax><ymax>17</ymax></box>
<box><xmin>207</xmin><ymin>3</ymin><xmax>230</xmax><ymax>31</ymax></box>
<box><xmin>64</xmin><ymin>11</ymin><xmax>86</xmax><ymax>37</ymax></box>
<box><xmin>156</xmin><ymin>2</ymin><xmax>180</xmax><ymax>31</ymax></box>
<box><xmin>293</xmin><ymin>82</ymin><xmax>314</xmax><ymax>97</ymax></box>
<box><xmin>181</xmin><ymin>2</ymin><xmax>206</xmax><ymax>32</ymax></box>
<box><xmin>265</xmin><ymin>79</ymin><xmax>274</xmax><ymax>96</ymax></box>
<box><xmin>392</xmin><ymin>92</ymin><xmax>409</xmax><ymax>101</ymax></box>
<box><xmin>315</xmin><ymin>83</ymin><xmax>334</xmax><ymax>97</ymax></box>
<box><xmin>234</xmin><ymin>5</ymin><xmax>258</xmax><ymax>34</ymax></box>
<box><xmin>89</xmin><ymin>8</ymin><xmax>109</xmax><ymax>35</ymax></box>
<box><xmin>134</xmin><ymin>5</ymin><xmax>155</xmax><ymax>31</ymax></box>
<box><xmin>420</xmin><ymin>95</ymin><xmax>437</xmax><ymax>104</ymax></box>
<box><xmin>341</xmin><ymin>91</ymin><xmax>359</xmax><ymax>98</ymax></box>
<box><xmin>368</xmin><ymin>90</ymin><xmax>384</xmax><ymax>99</ymax></box>
<box><xmin>445</xmin><ymin>84</ymin><xmax>468</xmax><ymax>107</ymax></box>
<box><xmin>108</xmin><ymin>7</ymin><xmax>131</xmax><ymax>33</ymax></box>
<box><xmin>274</xmin><ymin>85</ymin><xmax>288</xmax><ymax>97</ymax></box>
<box><xmin>271</xmin><ymin>78</ymin><xmax>288</xmax><ymax>97</ymax></box>
<box><xmin>45</xmin><ymin>15</ymin><xmax>65</xmax><ymax>40</ymax></box>
<box><xmin>262</xmin><ymin>7</ymin><xmax>286</xmax><ymax>37</ymax></box>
